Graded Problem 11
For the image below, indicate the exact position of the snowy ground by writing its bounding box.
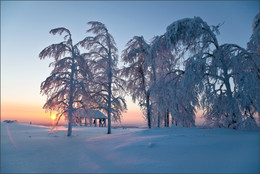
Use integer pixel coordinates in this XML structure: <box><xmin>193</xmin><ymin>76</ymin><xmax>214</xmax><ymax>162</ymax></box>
<box><xmin>1</xmin><ymin>122</ymin><xmax>259</xmax><ymax>173</ymax></box>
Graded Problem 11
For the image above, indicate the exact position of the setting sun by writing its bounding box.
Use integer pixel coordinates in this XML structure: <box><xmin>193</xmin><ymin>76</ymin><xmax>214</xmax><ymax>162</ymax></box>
<box><xmin>51</xmin><ymin>115</ymin><xmax>56</xmax><ymax>120</ymax></box>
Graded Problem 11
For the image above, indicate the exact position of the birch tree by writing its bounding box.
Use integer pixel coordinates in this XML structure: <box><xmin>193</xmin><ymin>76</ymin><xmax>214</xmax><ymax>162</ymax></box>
<box><xmin>39</xmin><ymin>27</ymin><xmax>92</xmax><ymax>136</ymax></box>
<box><xmin>79</xmin><ymin>21</ymin><xmax>126</xmax><ymax>134</ymax></box>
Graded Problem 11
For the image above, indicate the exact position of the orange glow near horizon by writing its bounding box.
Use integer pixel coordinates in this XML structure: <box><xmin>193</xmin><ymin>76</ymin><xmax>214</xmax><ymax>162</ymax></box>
<box><xmin>121</xmin><ymin>110</ymin><xmax>145</xmax><ymax>124</ymax></box>
<box><xmin>1</xmin><ymin>100</ymin><xmax>144</xmax><ymax>125</ymax></box>
<box><xmin>1</xmin><ymin>101</ymin><xmax>63</xmax><ymax>125</ymax></box>
<box><xmin>1</xmin><ymin>100</ymin><xmax>206</xmax><ymax>126</ymax></box>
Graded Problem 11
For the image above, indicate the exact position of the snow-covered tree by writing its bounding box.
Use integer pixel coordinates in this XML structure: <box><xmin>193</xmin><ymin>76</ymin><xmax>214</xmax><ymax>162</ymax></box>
<box><xmin>149</xmin><ymin>33</ymin><xmax>198</xmax><ymax>128</ymax></box>
<box><xmin>149</xmin><ymin>36</ymin><xmax>168</xmax><ymax>127</ymax></box>
<box><xmin>247</xmin><ymin>13</ymin><xmax>260</xmax><ymax>81</ymax></box>
<box><xmin>39</xmin><ymin>27</ymin><xmax>93</xmax><ymax>136</ymax></box>
<box><xmin>164</xmin><ymin>16</ymin><xmax>259</xmax><ymax>129</ymax></box>
<box><xmin>246</xmin><ymin>13</ymin><xmax>260</xmax><ymax>127</ymax></box>
<box><xmin>122</xmin><ymin>29</ymin><xmax>199</xmax><ymax>128</ymax></box>
<box><xmin>248</xmin><ymin>13</ymin><xmax>260</xmax><ymax>56</ymax></box>
<box><xmin>167</xmin><ymin>70</ymin><xmax>198</xmax><ymax>127</ymax></box>
<box><xmin>145</xmin><ymin>36</ymin><xmax>168</xmax><ymax>127</ymax></box>
<box><xmin>121</xmin><ymin>16</ymin><xmax>259</xmax><ymax>129</ymax></box>
<box><xmin>79</xmin><ymin>21</ymin><xmax>126</xmax><ymax>134</ymax></box>
<box><xmin>121</xmin><ymin>36</ymin><xmax>153</xmax><ymax>128</ymax></box>
<box><xmin>201</xmin><ymin>44</ymin><xmax>259</xmax><ymax>129</ymax></box>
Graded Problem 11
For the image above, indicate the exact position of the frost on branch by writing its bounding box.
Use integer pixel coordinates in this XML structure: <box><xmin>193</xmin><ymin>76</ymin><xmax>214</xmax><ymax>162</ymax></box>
<box><xmin>80</xmin><ymin>21</ymin><xmax>126</xmax><ymax>134</ymax></box>
<box><xmin>247</xmin><ymin>13</ymin><xmax>260</xmax><ymax>56</ymax></box>
<box><xmin>39</xmin><ymin>27</ymin><xmax>93</xmax><ymax>136</ymax></box>
<box><xmin>198</xmin><ymin>44</ymin><xmax>259</xmax><ymax>130</ymax></box>
<box><xmin>165</xmin><ymin>16</ymin><xmax>219</xmax><ymax>54</ymax></box>
<box><xmin>159</xmin><ymin>16</ymin><xmax>259</xmax><ymax>129</ymax></box>
<box><xmin>121</xmin><ymin>36</ymin><xmax>152</xmax><ymax>128</ymax></box>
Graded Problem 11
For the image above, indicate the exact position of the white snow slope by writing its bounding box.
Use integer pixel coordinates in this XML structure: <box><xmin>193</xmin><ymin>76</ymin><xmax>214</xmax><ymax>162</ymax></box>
<box><xmin>1</xmin><ymin>122</ymin><xmax>259</xmax><ymax>173</ymax></box>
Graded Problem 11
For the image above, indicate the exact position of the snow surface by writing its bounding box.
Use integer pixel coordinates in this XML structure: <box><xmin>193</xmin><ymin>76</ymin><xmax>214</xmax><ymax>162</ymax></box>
<box><xmin>1</xmin><ymin>122</ymin><xmax>259</xmax><ymax>173</ymax></box>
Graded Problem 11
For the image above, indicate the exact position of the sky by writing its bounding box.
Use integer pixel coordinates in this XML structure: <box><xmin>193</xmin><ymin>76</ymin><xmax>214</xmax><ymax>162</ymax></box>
<box><xmin>1</xmin><ymin>1</ymin><xmax>259</xmax><ymax>126</ymax></box>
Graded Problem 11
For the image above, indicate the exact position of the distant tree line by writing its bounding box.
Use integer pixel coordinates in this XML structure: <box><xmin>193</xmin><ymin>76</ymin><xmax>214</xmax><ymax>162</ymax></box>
<box><xmin>39</xmin><ymin>14</ymin><xmax>259</xmax><ymax>136</ymax></box>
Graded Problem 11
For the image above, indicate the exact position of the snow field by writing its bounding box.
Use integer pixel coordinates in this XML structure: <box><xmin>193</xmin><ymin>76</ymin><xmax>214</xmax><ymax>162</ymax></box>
<box><xmin>1</xmin><ymin>123</ymin><xmax>259</xmax><ymax>173</ymax></box>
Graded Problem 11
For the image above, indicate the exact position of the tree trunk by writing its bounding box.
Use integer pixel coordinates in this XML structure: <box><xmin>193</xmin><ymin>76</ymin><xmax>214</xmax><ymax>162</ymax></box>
<box><xmin>67</xmin><ymin>85</ymin><xmax>74</xmax><ymax>136</ymax></box>
<box><xmin>164</xmin><ymin>111</ymin><xmax>167</xmax><ymax>127</ymax></box>
<box><xmin>107</xmin><ymin>38</ymin><xmax>112</xmax><ymax>134</ymax></box>
<box><xmin>67</xmin><ymin>52</ymin><xmax>76</xmax><ymax>136</ymax></box>
<box><xmin>222</xmin><ymin>59</ymin><xmax>237</xmax><ymax>129</ymax></box>
<box><xmin>67</xmin><ymin>77</ymin><xmax>74</xmax><ymax>136</ymax></box>
<box><xmin>107</xmin><ymin>78</ymin><xmax>112</xmax><ymax>133</ymax></box>
<box><xmin>166</xmin><ymin>108</ymin><xmax>169</xmax><ymax>127</ymax></box>
<box><xmin>146</xmin><ymin>92</ymin><xmax>151</xmax><ymax>129</ymax></box>
<box><xmin>157</xmin><ymin>112</ymin><xmax>160</xmax><ymax>128</ymax></box>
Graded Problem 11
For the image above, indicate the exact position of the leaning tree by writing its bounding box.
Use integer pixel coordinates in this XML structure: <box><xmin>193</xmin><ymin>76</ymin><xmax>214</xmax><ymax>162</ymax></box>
<box><xmin>78</xmin><ymin>21</ymin><xmax>126</xmax><ymax>134</ymax></box>
<box><xmin>39</xmin><ymin>27</ymin><xmax>92</xmax><ymax>136</ymax></box>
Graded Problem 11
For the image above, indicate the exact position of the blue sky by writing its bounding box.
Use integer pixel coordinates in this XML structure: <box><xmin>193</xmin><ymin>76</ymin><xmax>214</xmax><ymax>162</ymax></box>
<box><xmin>1</xmin><ymin>1</ymin><xmax>259</xmax><ymax>124</ymax></box>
